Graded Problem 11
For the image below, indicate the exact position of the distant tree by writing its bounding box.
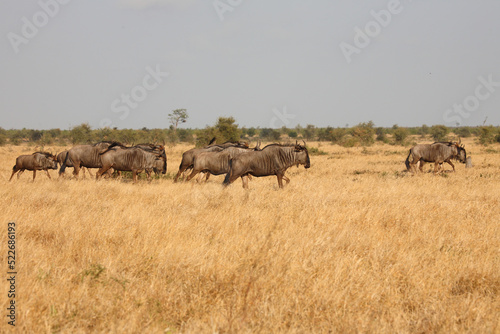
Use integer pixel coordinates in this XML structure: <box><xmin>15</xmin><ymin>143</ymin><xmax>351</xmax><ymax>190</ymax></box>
<box><xmin>454</xmin><ymin>127</ymin><xmax>471</xmax><ymax>138</ymax></box>
<box><xmin>375</xmin><ymin>127</ymin><xmax>387</xmax><ymax>142</ymax></box>
<box><xmin>259</xmin><ymin>128</ymin><xmax>280</xmax><ymax>141</ymax></box>
<box><xmin>303</xmin><ymin>124</ymin><xmax>317</xmax><ymax>141</ymax></box>
<box><xmin>168</xmin><ymin>109</ymin><xmax>189</xmax><ymax>134</ymax></box>
<box><xmin>430</xmin><ymin>125</ymin><xmax>449</xmax><ymax>142</ymax></box>
<box><xmin>330</xmin><ymin>128</ymin><xmax>347</xmax><ymax>144</ymax></box>
<box><xmin>70</xmin><ymin>123</ymin><xmax>92</xmax><ymax>144</ymax></box>
<box><xmin>392</xmin><ymin>125</ymin><xmax>408</xmax><ymax>145</ymax></box>
<box><xmin>246</xmin><ymin>127</ymin><xmax>256</xmax><ymax>138</ymax></box>
<box><xmin>288</xmin><ymin>130</ymin><xmax>298</xmax><ymax>138</ymax></box>
<box><xmin>214</xmin><ymin>116</ymin><xmax>241</xmax><ymax>142</ymax></box>
<box><xmin>0</xmin><ymin>127</ymin><xmax>6</xmax><ymax>146</ymax></box>
<box><xmin>350</xmin><ymin>121</ymin><xmax>375</xmax><ymax>146</ymax></box>
<box><xmin>478</xmin><ymin>126</ymin><xmax>496</xmax><ymax>145</ymax></box>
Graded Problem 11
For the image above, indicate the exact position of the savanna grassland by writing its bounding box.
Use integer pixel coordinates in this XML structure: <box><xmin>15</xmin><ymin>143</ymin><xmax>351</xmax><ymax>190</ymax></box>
<box><xmin>1</xmin><ymin>138</ymin><xmax>499</xmax><ymax>333</ymax></box>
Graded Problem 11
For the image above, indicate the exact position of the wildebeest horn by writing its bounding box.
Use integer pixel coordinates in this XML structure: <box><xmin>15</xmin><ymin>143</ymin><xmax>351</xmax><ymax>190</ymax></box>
<box><xmin>302</xmin><ymin>140</ymin><xmax>306</xmax><ymax>147</ymax></box>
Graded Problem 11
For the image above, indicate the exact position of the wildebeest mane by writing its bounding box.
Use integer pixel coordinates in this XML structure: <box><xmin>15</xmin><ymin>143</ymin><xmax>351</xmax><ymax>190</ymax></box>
<box><xmin>93</xmin><ymin>141</ymin><xmax>122</xmax><ymax>147</ymax></box>
<box><xmin>32</xmin><ymin>151</ymin><xmax>54</xmax><ymax>157</ymax></box>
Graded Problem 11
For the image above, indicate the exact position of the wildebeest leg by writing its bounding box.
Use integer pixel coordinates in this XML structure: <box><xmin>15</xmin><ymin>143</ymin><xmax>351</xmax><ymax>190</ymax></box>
<box><xmin>86</xmin><ymin>167</ymin><xmax>94</xmax><ymax>177</ymax></box>
<box><xmin>17</xmin><ymin>170</ymin><xmax>25</xmax><ymax>179</ymax></box>
<box><xmin>96</xmin><ymin>165</ymin><xmax>111</xmax><ymax>180</ymax></box>
<box><xmin>132</xmin><ymin>170</ymin><xmax>138</xmax><ymax>183</ymax></box>
<box><xmin>242</xmin><ymin>175</ymin><xmax>249</xmax><ymax>189</ymax></box>
<box><xmin>204</xmin><ymin>173</ymin><xmax>210</xmax><ymax>182</ymax></box>
<box><xmin>174</xmin><ymin>165</ymin><xmax>190</xmax><ymax>182</ymax></box>
<box><xmin>9</xmin><ymin>167</ymin><xmax>20</xmax><ymax>181</ymax></box>
<box><xmin>419</xmin><ymin>160</ymin><xmax>425</xmax><ymax>173</ymax></box>
<box><xmin>195</xmin><ymin>172</ymin><xmax>204</xmax><ymax>183</ymax></box>
<box><xmin>277</xmin><ymin>174</ymin><xmax>284</xmax><ymax>189</ymax></box>
<box><xmin>282</xmin><ymin>175</ymin><xmax>290</xmax><ymax>185</ymax></box>
<box><xmin>433</xmin><ymin>162</ymin><xmax>440</xmax><ymax>174</ymax></box>
<box><xmin>446</xmin><ymin>159</ymin><xmax>455</xmax><ymax>172</ymax></box>
<box><xmin>186</xmin><ymin>169</ymin><xmax>200</xmax><ymax>182</ymax></box>
<box><xmin>73</xmin><ymin>164</ymin><xmax>81</xmax><ymax>179</ymax></box>
<box><xmin>32</xmin><ymin>170</ymin><xmax>37</xmax><ymax>181</ymax></box>
<box><xmin>45</xmin><ymin>170</ymin><xmax>51</xmax><ymax>179</ymax></box>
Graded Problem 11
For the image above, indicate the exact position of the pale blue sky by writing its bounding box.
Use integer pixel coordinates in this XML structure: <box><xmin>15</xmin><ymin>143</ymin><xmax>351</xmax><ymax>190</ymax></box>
<box><xmin>1</xmin><ymin>0</ymin><xmax>499</xmax><ymax>130</ymax></box>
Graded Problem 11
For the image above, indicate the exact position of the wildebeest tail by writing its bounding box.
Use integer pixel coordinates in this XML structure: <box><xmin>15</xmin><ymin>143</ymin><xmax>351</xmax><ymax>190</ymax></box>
<box><xmin>59</xmin><ymin>151</ymin><xmax>69</xmax><ymax>174</ymax></box>
<box><xmin>405</xmin><ymin>150</ymin><xmax>412</xmax><ymax>171</ymax></box>
<box><xmin>223</xmin><ymin>159</ymin><xmax>233</xmax><ymax>186</ymax></box>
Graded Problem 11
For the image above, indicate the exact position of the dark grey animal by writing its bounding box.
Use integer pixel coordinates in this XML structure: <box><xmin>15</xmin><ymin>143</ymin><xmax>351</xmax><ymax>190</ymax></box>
<box><xmin>186</xmin><ymin>143</ymin><xmax>261</xmax><ymax>182</ymax></box>
<box><xmin>10</xmin><ymin>152</ymin><xmax>58</xmax><ymax>181</ymax></box>
<box><xmin>405</xmin><ymin>140</ymin><xmax>466</xmax><ymax>174</ymax></box>
<box><xmin>96</xmin><ymin>146</ymin><xmax>167</xmax><ymax>183</ymax></box>
<box><xmin>174</xmin><ymin>139</ymin><xmax>249</xmax><ymax>182</ymax></box>
<box><xmin>59</xmin><ymin>141</ymin><xmax>120</xmax><ymax>178</ymax></box>
<box><xmin>57</xmin><ymin>151</ymin><xmax>93</xmax><ymax>178</ymax></box>
<box><xmin>223</xmin><ymin>143</ymin><xmax>310</xmax><ymax>189</ymax></box>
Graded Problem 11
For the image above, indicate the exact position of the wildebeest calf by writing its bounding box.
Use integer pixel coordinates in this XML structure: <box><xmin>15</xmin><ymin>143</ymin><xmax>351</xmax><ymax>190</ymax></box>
<box><xmin>9</xmin><ymin>152</ymin><xmax>58</xmax><ymax>181</ymax></box>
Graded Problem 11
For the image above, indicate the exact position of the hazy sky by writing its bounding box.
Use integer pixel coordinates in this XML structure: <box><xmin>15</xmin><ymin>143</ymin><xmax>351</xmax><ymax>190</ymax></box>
<box><xmin>1</xmin><ymin>0</ymin><xmax>499</xmax><ymax>130</ymax></box>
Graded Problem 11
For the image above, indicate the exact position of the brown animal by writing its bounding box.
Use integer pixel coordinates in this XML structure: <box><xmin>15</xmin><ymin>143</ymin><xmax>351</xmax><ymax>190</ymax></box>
<box><xmin>59</xmin><ymin>141</ymin><xmax>120</xmax><ymax>178</ymax></box>
<box><xmin>405</xmin><ymin>140</ymin><xmax>467</xmax><ymax>174</ymax></box>
<box><xmin>96</xmin><ymin>146</ymin><xmax>167</xmax><ymax>183</ymax></box>
<box><xmin>9</xmin><ymin>152</ymin><xmax>58</xmax><ymax>181</ymax></box>
<box><xmin>186</xmin><ymin>143</ymin><xmax>261</xmax><ymax>182</ymax></box>
<box><xmin>223</xmin><ymin>142</ymin><xmax>310</xmax><ymax>189</ymax></box>
<box><xmin>57</xmin><ymin>151</ymin><xmax>93</xmax><ymax>178</ymax></box>
<box><xmin>174</xmin><ymin>139</ymin><xmax>249</xmax><ymax>182</ymax></box>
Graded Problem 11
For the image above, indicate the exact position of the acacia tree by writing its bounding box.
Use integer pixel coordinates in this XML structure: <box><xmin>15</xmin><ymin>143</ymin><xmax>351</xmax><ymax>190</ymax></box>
<box><xmin>168</xmin><ymin>109</ymin><xmax>189</xmax><ymax>133</ymax></box>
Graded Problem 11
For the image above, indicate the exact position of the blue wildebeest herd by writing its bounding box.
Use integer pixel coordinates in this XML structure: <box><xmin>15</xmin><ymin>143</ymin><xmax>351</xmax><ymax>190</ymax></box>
<box><xmin>8</xmin><ymin>138</ymin><xmax>468</xmax><ymax>187</ymax></box>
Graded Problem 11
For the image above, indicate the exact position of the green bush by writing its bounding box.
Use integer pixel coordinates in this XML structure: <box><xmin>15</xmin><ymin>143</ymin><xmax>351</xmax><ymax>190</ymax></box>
<box><xmin>478</xmin><ymin>126</ymin><xmax>496</xmax><ymax>145</ymax></box>
<box><xmin>430</xmin><ymin>125</ymin><xmax>449</xmax><ymax>142</ymax></box>
<box><xmin>350</xmin><ymin>121</ymin><xmax>375</xmax><ymax>146</ymax></box>
<box><xmin>392</xmin><ymin>127</ymin><xmax>408</xmax><ymax>145</ymax></box>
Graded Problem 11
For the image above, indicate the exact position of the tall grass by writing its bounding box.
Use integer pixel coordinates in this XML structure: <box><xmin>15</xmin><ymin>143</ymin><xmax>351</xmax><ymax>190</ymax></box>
<box><xmin>0</xmin><ymin>139</ymin><xmax>499</xmax><ymax>333</ymax></box>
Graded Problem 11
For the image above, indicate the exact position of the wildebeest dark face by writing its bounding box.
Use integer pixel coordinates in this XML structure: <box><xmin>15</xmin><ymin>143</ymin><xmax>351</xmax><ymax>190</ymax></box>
<box><xmin>457</xmin><ymin>147</ymin><xmax>467</xmax><ymax>163</ymax></box>
<box><xmin>294</xmin><ymin>145</ymin><xmax>311</xmax><ymax>169</ymax></box>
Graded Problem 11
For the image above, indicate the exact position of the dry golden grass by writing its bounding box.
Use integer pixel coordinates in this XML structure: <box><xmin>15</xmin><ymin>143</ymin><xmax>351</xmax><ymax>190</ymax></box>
<box><xmin>1</xmin><ymin>138</ymin><xmax>499</xmax><ymax>333</ymax></box>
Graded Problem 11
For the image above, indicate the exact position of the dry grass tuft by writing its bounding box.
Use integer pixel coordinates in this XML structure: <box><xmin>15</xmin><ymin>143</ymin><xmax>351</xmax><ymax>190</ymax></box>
<box><xmin>0</xmin><ymin>138</ymin><xmax>499</xmax><ymax>333</ymax></box>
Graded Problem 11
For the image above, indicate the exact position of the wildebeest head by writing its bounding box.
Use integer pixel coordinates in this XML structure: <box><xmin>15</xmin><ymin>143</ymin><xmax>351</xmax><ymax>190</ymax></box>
<box><xmin>294</xmin><ymin>141</ymin><xmax>310</xmax><ymax>169</ymax></box>
<box><xmin>155</xmin><ymin>150</ymin><xmax>167</xmax><ymax>174</ymax></box>
<box><xmin>34</xmin><ymin>152</ymin><xmax>58</xmax><ymax>169</ymax></box>
<box><xmin>454</xmin><ymin>140</ymin><xmax>467</xmax><ymax>163</ymax></box>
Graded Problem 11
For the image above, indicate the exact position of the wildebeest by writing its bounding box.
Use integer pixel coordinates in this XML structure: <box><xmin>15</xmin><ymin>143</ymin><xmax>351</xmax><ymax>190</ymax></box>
<box><xmin>223</xmin><ymin>142</ymin><xmax>310</xmax><ymax>189</ymax></box>
<box><xmin>57</xmin><ymin>151</ymin><xmax>93</xmax><ymax>178</ymax></box>
<box><xmin>96</xmin><ymin>145</ymin><xmax>167</xmax><ymax>183</ymax></box>
<box><xmin>185</xmin><ymin>143</ymin><xmax>261</xmax><ymax>182</ymax></box>
<box><xmin>9</xmin><ymin>152</ymin><xmax>58</xmax><ymax>181</ymax></box>
<box><xmin>59</xmin><ymin>141</ymin><xmax>120</xmax><ymax>178</ymax></box>
<box><xmin>405</xmin><ymin>140</ymin><xmax>467</xmax><ymax>174</ymax></box>
<box><xmin>174</xmin><ymin>139</ymin><xmax>249</xmax><ymax>182</ymax></box>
